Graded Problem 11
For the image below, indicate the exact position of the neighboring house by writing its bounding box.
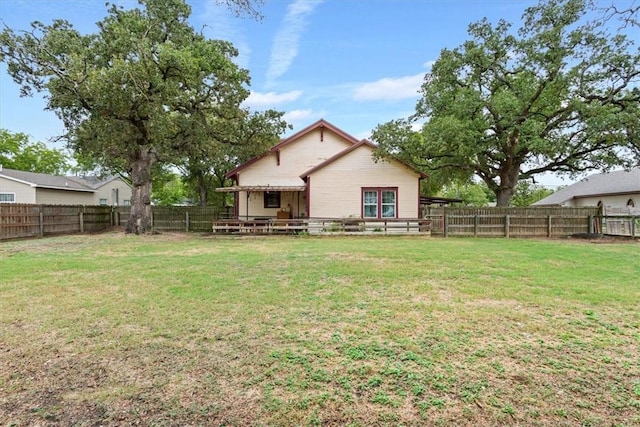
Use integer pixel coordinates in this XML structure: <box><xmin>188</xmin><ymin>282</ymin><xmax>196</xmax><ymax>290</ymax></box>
<box><xmin>218</xmin><ymin>119</ymin><xmax>427</xmax><ymax>219</ymax></box>
<box><xmin>0</xmin><ymin>166</ymin><xmax>132</xmax><ymax>205</ymax></box>
<box><xmin>533</xmin><ymin>168</ymin><xmax>640</xmax><ymax>214</ymax></box>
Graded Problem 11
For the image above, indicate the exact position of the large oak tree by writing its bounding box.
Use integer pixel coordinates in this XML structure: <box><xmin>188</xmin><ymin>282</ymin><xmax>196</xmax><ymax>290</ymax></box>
<box><xmin>0</xmin><ymin>0</ymin><xmax>264</xmax><ymax>233</ymax></box>
<box><xmin>372</xmin><ymin>0</ymin><xmax>640</xmax><ymax>206</ymax></box>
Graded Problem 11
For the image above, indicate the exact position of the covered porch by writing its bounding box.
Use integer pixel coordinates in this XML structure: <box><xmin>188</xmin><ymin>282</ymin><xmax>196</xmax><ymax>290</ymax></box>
<box><xmin>215</xmin><ymin>185</ymin><xmax>307</xmax><ymax>220</ymax></box>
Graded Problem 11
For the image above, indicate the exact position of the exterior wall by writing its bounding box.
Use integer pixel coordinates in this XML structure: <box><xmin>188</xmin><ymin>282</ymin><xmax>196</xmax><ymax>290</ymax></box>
<box><xmin>574</xmin><ymin>194</ymin><xmax>640</xmax><ymax>211</ymax></box>
<box><xmin>237</xmin><ymin>190</ymin><xmax>306</xmax><ymax>219</ymax></box>
<box><xmin>238</xmin><ymin>128</ymin><xmax>352</xmax><ymax>186</ymax></box>
<box><xmin>35</xmin><ymin>188</ymin><xmax>95</xmax><ymax>205</ymax></box>
<box><xmin>93</xmin><ymin>179</ymin><xmax>132</xmax><ymax>206</ymax></box>
<box><xmin>307</xmin><ymin>147</ymin><xmax>420</xmax><ymax>218</ymax></box>
<box><xmin>0</xmin><ymin>177</ymin><xmax>36</xmax><ymax>203</ymax></box>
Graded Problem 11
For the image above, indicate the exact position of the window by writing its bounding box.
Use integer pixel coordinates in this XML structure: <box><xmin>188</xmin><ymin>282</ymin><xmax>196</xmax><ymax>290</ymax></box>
<box><xmin>123</xmin><ymin>200</ymin><xmax>131</xmax><ymax>206</ymax></box>
<box><xmin>0</xmin><ymin>193</ymin><xmax>16</xmax><ymax>203</ymax></box>
<box><xmin>362</xmin><ymin>188</ymin><xmax>397</xmax><ymax>218</ymax></box>
<box><xmin>99</xmin><ymin>198</ymin><xmax>108</xmax><ymax>206</ymax></box>
<box><xmin>627</xmin><ymin>198</ymin><xmax>635</xmax><ymax>208</ymax></box>
<box><xmin>264</xmin><ymin>191</ymin><xmax>281</xmax><ymax>208</ymax></box>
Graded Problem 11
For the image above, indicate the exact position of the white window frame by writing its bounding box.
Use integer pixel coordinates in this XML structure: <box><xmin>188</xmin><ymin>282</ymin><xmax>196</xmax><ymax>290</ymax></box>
<box><xmin>0</xmin><ymin>192</ymin><xmax>16</xmax><ymax>203</ymax></box>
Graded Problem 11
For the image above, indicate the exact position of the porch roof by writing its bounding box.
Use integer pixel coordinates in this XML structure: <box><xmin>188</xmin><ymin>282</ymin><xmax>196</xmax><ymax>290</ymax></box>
<box><xmin>215</xmin><ymin>185</ymin><xmax>306</xmax><ymax>193</ymax></box>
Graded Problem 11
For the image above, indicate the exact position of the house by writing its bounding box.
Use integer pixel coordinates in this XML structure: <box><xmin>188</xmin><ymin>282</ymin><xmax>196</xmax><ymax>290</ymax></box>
<box><xmin>217</xmin><ymin>119</ymin><xmax>427</xmax><ymax>220</ymax></box>
<box><xmin>0</xmin><ymin>166</ymin><xmax>132</xmax><ymax>205</ymax></box>
<box><xmin>533</xmin><ymin>168</ymin><xmax>640</xmax><ymax>214</ymax></box>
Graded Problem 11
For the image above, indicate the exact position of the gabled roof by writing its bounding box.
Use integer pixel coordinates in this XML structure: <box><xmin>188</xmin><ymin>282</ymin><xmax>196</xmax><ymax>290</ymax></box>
<box><xmin>533</xmin><ymin>168</ymin><xmax>640</xmax><ymax>206</ymax></box>
<box><xmin>72</xmin><ymin>174</ymin><xmax>129</xmax><ymax>190</ymax></box>
<box><xmin>225</xmin><ymin>119</ymin><xmax>359</xmax><ymax>180</ymax></box>
<box><xmin>0</xmin><ymin>167</ymin><xmax>129</xmax><ymax>192</ymax></box>
<box><xmin>0</xmin><ymin>168</ymin><xmax>94</xmax><ymax>192</ymax></box>
<box><xmin>299</xmin><ymin>139</ymin><xmax>428</xmax><ymax>180</ymax></box>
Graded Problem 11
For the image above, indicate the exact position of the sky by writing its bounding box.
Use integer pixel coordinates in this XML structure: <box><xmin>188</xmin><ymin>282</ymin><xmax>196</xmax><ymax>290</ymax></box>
<box><xmin>0</xmin><ymin>0</ymin><xmax>627</xmax><ymax>186</ymax></box>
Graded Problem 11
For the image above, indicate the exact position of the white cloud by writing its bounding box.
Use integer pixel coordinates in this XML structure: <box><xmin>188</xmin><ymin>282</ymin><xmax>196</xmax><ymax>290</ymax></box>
<box><xmin>423</xmin><ymin>60</ymin><xmax>436</xmax><ymax>69</ymax></box>
<box><xmin>353</xmin><ymin>73</ymin><xmax>425</xmax><ymax>101</ymax></box>
<box><xmin>266</xmin><ymin>0</ymin><xmax>323</xmax><ymax>85</ymax></box>
<box><xmin>244</xmin><ymin>90</ymin><xmax>303</xmax><ymax>108</ymax></box>
<box><xmin>283</xmin><ymin>109</ymin><xmax>324</xmax><ymax>126</ymax></box>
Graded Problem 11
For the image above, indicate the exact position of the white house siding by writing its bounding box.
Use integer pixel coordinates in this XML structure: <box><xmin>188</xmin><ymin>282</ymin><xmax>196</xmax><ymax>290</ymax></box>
<box><xmin>237</xmin><ymin>190</ymin><xmax>306</xmax><ymax>219</ymax></box>
<box><xmin>93</xmin><ymin>179</ymin><xmax>132</xmax><ymax>206</ymax></box>
<box><xmin>238</xmin><ymin>128</ymin><xmax>353</xmax><ymax>187</ymax></box>
<box><xmin>574</xmin><ymin>194</ymin><xmax>640</xmax><ymax>211</ymax></box>
<box><xmin>307</xmin><ymin>146</ymin><xmax>420</xmax><ymax>219</ymax></box>
<box><xmin>35</xmin><ymin>188</ymin><xmax>95</xmax><ymax>205</ymax></box>
<box><xmin>0</xmin><ymin>177</ymin><xmax>36</xmax><ymax>203</ymax></box>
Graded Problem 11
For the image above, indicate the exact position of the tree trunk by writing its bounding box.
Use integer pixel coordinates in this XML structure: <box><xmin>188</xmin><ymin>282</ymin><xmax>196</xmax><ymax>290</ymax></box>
<box><xmin>495</xmin><ymin>187</ymin><xmax>516</xmax><ymax>207</ymax></box>
<box><xmin>125</xmin><ymin>146</ymin><xmax>155</xmax><ymax>234</ymax></box>
<box><xmin>198</xmin><ymin>173</ymin><xmax>208</xmax><ymax>207</ymax></box>
<box><xmin>494</xmin><ymin>162</ymin><xmax>521</xmax><ymax>207</ymax></box>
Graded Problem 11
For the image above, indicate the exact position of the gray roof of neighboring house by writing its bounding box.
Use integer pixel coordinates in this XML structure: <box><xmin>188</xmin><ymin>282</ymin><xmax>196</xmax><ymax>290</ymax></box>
<box><xmin>533</xmin><ymin>168</ymin><xmax>640</xmax><ymax>206</ymax></box>
<box><xmin>0</xmin><ymin>167</ymin><xmax>128</xmax><ymax>192</ymax></box>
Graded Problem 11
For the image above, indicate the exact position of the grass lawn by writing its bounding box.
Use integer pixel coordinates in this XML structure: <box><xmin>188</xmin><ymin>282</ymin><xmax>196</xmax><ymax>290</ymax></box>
<box><xmin>1</xmin><ymin>232</ymin><xmax>639</xmax><ymax>426</ymax></box>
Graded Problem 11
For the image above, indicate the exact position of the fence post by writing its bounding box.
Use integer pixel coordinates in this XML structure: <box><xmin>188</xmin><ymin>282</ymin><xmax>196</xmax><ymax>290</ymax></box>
<box><xmin>505</xmin><ymin>215</ymin><xmax>510</xmax><ymax>238</ymax></box>
<box><xmin>588</xmin><ymin>215</ymin><xmax>594</xmax><ymax>234</ymax></box>
<box><xmin>632</xmin><ymin>216</ymin><xmax>636</xmax><ymax>238</ymax></box>
<box><xmin>79</xmin><ymin>211</ymin><xmax>84</xmax><ymax>233</ymax></box>
<box><xmin>474</xmin><ymin>215</ymin><xmax>478</xmax><ymax>237</ymax></box>
<box><xmin>443</xmin><ymin>213</ymin><xmax>449</xmax><ymax>238</ymax></box>
<box><xmin>39</xmin><ymin>208</ymin><xmax>44</xmax><ymax>237</ymax></box>
<box><xmin>185</xmin><ymin>211</ymin><xmax>190</xmax><ymax>232</ymax></box>
<box><xmin>547</xmin><ymin>215</ymin><xmax>552</xmax><ymax>237</ymax></box>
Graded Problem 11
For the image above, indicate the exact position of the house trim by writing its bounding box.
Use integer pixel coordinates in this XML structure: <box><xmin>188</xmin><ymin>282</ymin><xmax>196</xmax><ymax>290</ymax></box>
<box><xmin>225</xmin><ymin>119</ymin><xmax>360</xmax><ymax>181</ymax></box>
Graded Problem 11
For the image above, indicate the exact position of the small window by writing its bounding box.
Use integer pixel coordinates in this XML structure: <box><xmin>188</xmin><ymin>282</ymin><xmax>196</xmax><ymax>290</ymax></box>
<box><xmin>0</xmin><ymin>193</ymin><xmax>16</xmax><ymax>203</ymax></box>
<box><xmin>264</xmin><ymin>192</ymin><xmax>281</xmax><ymax>208</ymax></box>
<box><xmin>99</xmin><ymin>198</ymin><xmax>108</xmax><ymax>206</ymax></box>
<box><xmin>627</xmin><ymin>199</ymin><xmax>635</xmax><ymax>207</ymax></box>
<box><xmin>123</xmin><ymin>200</ymin><xmax>131</xmax><ymax>206</ymax></box>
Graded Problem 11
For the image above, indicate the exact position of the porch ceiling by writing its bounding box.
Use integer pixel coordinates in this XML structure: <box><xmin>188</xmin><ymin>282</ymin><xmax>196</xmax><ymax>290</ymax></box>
<box><xmin>215</xmin><ymin>185</ymin><xmax>307</xmax><ymax>193</ymax></box>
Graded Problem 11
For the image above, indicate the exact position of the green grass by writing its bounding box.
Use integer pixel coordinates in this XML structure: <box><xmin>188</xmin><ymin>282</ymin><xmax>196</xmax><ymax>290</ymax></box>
<box><xmin>1</xmin><ymin>233</ymin><xmax>639</xmax><ymax>426</ymax></box>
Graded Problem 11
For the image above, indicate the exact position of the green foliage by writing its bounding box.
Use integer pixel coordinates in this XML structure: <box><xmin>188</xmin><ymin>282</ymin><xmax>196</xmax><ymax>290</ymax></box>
<box><xmin>372</xmin><ymin>0</ymin><xmax>640</xmax><ymax>206</ymax></box>
<box><xmin>439</xmin><ymin>182</ymin><xmax>490</xmax><ymax>206</ymax></box>
<box><xmin>510</xmin><ymin>181</ymin><xmax>555</xmax><ymax>207</ymax></box>
<box><xmin>177</xmin><ymin>109</ymin><xmax>289</xmax><ymax>206</ymax></box>
<box><xmin>0</xmin><ymin>129</ymin><xmax>68</xmax><ymax>174</ymax></box>
<box><xmin>152</xmin><ymin>171</ymin><xmax>187</xmax><ymax>206</ymax></box>
<box><xmin>0</xmin><ymin>0</ymin><xmax>269</xmax><ymax>233</ymax></box>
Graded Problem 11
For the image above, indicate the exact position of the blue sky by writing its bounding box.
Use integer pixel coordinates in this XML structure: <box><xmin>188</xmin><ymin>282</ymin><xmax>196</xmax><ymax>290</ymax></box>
<box><xmin>0</xmin><ymin>0</ymin><xmax>609</xmax><ymax>185</ymax></box>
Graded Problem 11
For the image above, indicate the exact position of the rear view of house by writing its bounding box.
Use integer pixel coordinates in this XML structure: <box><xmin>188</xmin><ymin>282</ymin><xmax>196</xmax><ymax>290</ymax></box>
<box><xmin>217</xmin><ymin>119</ymin><xmax>426</xmax><ymax>220</ymax></box>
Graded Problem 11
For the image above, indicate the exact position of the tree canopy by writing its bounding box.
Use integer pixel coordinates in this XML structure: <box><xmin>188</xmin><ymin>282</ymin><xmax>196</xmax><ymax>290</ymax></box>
<box><xmin>0</xmin><ymin>129</ymin><xmax>68</xmax><ymax>174</ymax></box>
<box><xmin>372</xmin><ymin>0</ymin><xmax>640</xmax><ymax>206</ymax></box>
<box><xmin>0</xmin><ymin>0</ymin><xmax>279</xmax><ymax>233</ymax></box>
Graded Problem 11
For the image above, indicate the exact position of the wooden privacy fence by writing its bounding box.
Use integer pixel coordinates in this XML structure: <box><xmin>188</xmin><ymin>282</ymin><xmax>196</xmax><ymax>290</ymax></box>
<box><xmin>601</xmin><ymin>215</ymin><xmax>640</xmax><ymax>237</ymax></box>
<box><xmin>2</xmin><ymin>204</ymin><xmax>610</xmax><ymax>240</ymax></box>
<box><xmin>1</xmin><ymin>204</ymin><xmax>223</xmax><ymax>240</ymax></box>
<box><xmin>427</xmin><ymin>207</ymin><xmax>601</xmax><ymax>238</ymax></box>
<box><xmin>0</xmin><ymin>204</ymin><xmax>114</xmax><ymax>240</ymax></box>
